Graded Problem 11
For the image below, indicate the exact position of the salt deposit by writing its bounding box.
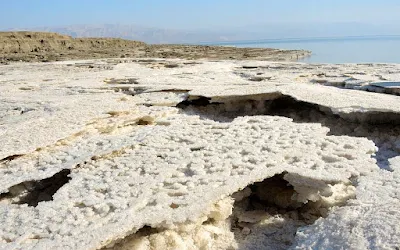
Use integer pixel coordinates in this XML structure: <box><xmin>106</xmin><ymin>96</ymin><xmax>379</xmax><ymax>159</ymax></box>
<box><xmin>0</xmin><ymin>59</ymin><xmax>399</xmax><ymax>249</ymax></box>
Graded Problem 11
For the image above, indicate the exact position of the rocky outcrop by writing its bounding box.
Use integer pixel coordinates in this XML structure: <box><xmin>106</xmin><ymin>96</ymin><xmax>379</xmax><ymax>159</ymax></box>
<box><xmin>0</xmin><ymin>32</ymin><xmax>146</xmax><ymax>54</ymax></box>
<box><xmin>0</xmin><ymin>32</ymin><xmax>311</xmax><ymax>63</ymax></box>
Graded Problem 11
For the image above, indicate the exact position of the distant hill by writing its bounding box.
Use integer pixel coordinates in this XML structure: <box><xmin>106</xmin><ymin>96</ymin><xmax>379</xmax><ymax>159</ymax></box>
<box><xmin>5</xmin><ymin>23</ymin><xmax>400</xmax><ymax>44</ymax></box>
<box><xmin>0</xmin><ymin>31</ymin><xmax>145</xmax><ymax>53</ymax></box>
<box><xmin>6</xmin><ymin>24</ymin><xmax>243</xmax><ymax>44</ymax></box>
<box><xmin>0</xmin><ymin>31</ymin><xmax>145</xmax><ymax>62</ymax></box>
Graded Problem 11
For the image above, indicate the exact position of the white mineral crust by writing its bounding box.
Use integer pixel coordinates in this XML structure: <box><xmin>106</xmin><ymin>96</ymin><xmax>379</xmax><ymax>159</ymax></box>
<box><xmin>0</xmin><ymin>59</ymin><xmax>399</xmax><ymax>249</ymax></box>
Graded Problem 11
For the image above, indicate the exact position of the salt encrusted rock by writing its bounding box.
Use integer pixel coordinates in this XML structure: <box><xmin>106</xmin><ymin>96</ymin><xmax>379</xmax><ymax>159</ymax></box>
<box><xmin>188</xmin><ymin>83</ymin><xmax>400</xmax><ymax>116</ymax></box>
<box><xmin>0</xmin><ymin>114</ymin><xmax>377</xmax><ymax>249</ymax></box>
<box><xmin>0</xmin><ymin>105</ymin><xmax>176</xmax><ymax>193</ymax></box>
<box><xmin>292</xmin><ymin>158</ymin><xmax>400</xmax><ymax>249</ymax></box>
<box><xmin>1</xmin><ymin>59</ymin><xmax>400</xmax><ymax>249</ymax></box>
<box><xmin>0</xmin><ymin>90</ymin><xmax>142</xmax><ymax>160</ymax></box>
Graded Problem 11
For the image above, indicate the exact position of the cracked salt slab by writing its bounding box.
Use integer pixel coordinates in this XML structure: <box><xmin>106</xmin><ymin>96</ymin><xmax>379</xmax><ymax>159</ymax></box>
<box><xmin>292</xmin><ymin>158</ymin><xmax>400</xmax><ymax>250</ymax></box>
<box><xmin>1</xmin><ymin>59</ymin><xmax>400</xmax><ymax>249</ymax></box>
<box><xmin>0</xmin><ymin>106</ymin><xmax>173</xmax><ymax>193</ymax></box>
<box><xmin>0</xmin><ymin>114</ymin><xmax>378</xmax><ymax>249</ymax></box>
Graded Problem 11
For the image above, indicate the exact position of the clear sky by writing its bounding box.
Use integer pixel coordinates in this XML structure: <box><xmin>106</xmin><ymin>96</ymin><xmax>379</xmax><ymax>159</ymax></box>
<box><xmin>1</xmin><ymin>0</ymin><xmax>400</xmax><ymax>30</ymax></box>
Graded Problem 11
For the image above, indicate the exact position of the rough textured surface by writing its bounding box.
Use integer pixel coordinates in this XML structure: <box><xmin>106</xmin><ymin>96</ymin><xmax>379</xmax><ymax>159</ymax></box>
<box><xmin>292</xmin><ymin>158</ymin><xmax>400</xmax><ymax>250</ymax></box>
<box><xmin>1</xmin><ymin>59</ymin><xmax>399</xmax><ymax>249</ymax></box>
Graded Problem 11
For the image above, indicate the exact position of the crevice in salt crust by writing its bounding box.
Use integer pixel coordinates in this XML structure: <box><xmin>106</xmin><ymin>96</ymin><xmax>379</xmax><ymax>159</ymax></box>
<box><xmin>104</xmin><ymin>173</ymin><xmax>355</xmax><ymax>250</ymax></box>
<box><xmin>0</xmin><ymin>154</ymin><xmax>23</xmax><ymax>163</ymax></box>
<box><xmin>178</xmin><ymin>95</ymin><xmax>400</xmax><ymax>171</ymax></box>
<box><xmin>0</xmin><ymin>169</ymin><xmax>71</xmax><ymax>207</ymax></box>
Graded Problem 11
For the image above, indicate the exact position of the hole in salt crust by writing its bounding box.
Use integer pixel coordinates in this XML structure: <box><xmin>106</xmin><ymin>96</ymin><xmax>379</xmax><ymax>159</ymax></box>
<box><xmin>0</xmin><ymin>169</ymin><xmax>71</xmax><ymax>207</ymax></box>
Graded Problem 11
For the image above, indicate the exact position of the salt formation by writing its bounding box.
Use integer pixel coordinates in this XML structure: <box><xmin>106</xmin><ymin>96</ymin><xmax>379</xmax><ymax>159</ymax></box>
<box><xmin>0</xmin><ymin>59</ymin><xmax>399</xmax><ymax>249</ymax></box>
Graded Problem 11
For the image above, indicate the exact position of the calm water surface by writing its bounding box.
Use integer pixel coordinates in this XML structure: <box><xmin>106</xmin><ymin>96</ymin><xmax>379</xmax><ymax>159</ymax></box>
<box><xmin>219</xmin><ymin>36</ymin><xmax>400</xmax><ymax>64</ymax></box>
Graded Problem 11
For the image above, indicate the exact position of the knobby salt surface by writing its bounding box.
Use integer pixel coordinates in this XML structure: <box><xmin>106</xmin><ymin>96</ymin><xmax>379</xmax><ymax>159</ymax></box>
<box><xmin>0</xmin><ymin>59</ymin><xmax>399</xmax><ymax>249</ymax></box>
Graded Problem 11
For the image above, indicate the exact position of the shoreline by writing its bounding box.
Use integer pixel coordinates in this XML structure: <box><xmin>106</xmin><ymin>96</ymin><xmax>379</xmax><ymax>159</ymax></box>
<box><xmin>0</xmin><ymin>31</ymin><xmax>311</xmax><ymax>64</ymax></box>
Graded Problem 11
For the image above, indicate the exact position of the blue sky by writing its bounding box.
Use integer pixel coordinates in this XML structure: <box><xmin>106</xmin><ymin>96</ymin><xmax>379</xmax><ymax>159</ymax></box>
<box><xmin>1</xmin><ymin>0</ymin><xmax>400</xmax><ymax>30</ymax></box>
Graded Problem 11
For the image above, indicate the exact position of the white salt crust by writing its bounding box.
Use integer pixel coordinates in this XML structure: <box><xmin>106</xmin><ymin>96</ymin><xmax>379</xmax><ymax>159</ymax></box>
<box><xmin>0</xmin><ymin>59</ymin><xmax>399</xmax><ymax>249</ymax></box>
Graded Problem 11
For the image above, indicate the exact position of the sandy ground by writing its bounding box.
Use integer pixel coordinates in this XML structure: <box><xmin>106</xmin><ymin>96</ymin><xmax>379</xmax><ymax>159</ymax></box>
<box><xmin>0</xmin><ymin>58</ymin><xmax>399</xmax><ymax>250</ymax></box>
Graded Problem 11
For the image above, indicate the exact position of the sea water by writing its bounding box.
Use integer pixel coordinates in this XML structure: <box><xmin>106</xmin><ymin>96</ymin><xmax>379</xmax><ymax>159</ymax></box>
<box><xmin>214</xmin><ymin>36</ymin><xmax>400</xmax><ymax>64</ymax></box>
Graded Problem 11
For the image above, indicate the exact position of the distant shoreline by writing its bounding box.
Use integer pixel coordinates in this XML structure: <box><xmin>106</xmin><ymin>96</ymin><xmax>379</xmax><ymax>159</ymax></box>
<box><xmin>211</xmin><ymin>35</ymin><xmax>400</xmax><ymax>64</ymax></box>
<box><xmin>199</xmin><ymin>34</ymin><xmax>400</xmax><ymax>46</ymax></box>
<box><xmin>0</xmin><ymin>31</ymin><xmax>311</xmax><ymax>64</ymax></box>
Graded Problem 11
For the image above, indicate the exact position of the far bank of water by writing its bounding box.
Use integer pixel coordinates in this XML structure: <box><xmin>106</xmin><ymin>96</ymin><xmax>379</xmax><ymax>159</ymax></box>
<box><xmin>210</xmin><ymin>36</ymin><xmax>400</xmax><ymax>64</ymax></box>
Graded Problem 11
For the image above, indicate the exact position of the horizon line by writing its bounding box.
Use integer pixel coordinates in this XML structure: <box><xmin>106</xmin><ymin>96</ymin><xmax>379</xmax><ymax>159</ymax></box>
<box><xmin>196</xmin><ymin>34</ymin><xmax>400</xmax><ymax>45</ymax></box>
